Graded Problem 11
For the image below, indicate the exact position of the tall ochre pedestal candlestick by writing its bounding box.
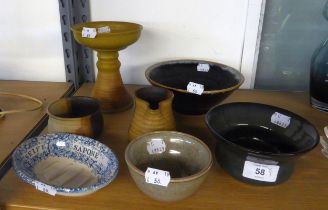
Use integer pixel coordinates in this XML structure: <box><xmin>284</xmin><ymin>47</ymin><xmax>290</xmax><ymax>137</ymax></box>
<box><xmin>72</xmin><ymin>21</ymin><xmax>142</xmax><ymax>112</ymax></box>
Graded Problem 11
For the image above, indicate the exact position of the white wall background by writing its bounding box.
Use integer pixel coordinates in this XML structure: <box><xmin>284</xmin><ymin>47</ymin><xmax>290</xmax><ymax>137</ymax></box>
<box><xmin>0</xmin><ymin>1</ymin><xmax>65</xmax><ymax>82</ymax></box>
<box><xmin>0</xmin><ymin>0</ymin><xmax>257</xmax><ymax>87</ymax></box>
<box><xmin>91</xmin><ymin>0</ymin><xmax>249</xmax><ymax>85</ymax></box>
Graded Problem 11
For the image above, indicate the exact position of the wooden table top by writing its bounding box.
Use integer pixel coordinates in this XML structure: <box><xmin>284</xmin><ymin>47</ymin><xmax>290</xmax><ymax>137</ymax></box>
<box><xmin>0</xmin><ymin>81</ymin><xmax>72</xmax><ymax>175</ymax></box>
<box><xmin>0</xmin><ymin>83</ymin><xmax>327</xmax><ymax>210</ymax></box>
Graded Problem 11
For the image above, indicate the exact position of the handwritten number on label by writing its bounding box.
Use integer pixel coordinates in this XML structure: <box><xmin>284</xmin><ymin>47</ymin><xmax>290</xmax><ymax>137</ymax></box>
<box><xmin>147</xmin><ymin>139</ymin><xmax>166</xmax><ymax>154</ymax></box>
<box><xmin>98</xmin><ymin>26</ymin><xmax>111</xmax><ymax>33</ymax></box>
<box><xmin>271</xmin><ymin>112</ymin><xmax>291</xmax><ymax>128</ymax></box>
<box><xmin>34</xmin><ymin>181</ymin><xmax>56</xmax><ymax>196</ymax></box>
<box><xmin>197</xmin><ymin>63</ymin><xmax>210</xmax><ymax>72</ymax></box>
<box><xmin>82</xmin><ymin>27</ymin><xmax>97</xmax><ymax>38</ymax></box>
<box><xmin>187</xmin><ymin>82</ymin><xmax>204</xmax><ymax>95</ymax></box>
<box><xmin>145</xmin><ymin>167</ymin><xmax>170</xmax><ymax>187</ymax></box>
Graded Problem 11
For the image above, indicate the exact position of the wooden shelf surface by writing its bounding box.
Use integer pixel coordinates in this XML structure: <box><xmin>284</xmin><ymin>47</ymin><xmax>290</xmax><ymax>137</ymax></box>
<box><xmin>0</xmin><ymin>84</ymin><xmax>327</xmax><ymax>210</ymax></box>
<box><xmin>0</xmin><ymin>80</ymin><xmax>72</xmax><ymax>172</ymax></box>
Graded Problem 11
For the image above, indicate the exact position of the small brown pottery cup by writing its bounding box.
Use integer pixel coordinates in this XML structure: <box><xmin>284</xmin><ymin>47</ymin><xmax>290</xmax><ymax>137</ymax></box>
<box><xmin>47</xmin><ymin>96</ymin><xmax>103</xmax><ymax>138</ymax></box>
<box><xmin>125</xmin><ymin>131</ymin><xmax>213</xmax><ymax>201</ymax></box>
<box><xmin>128</xmin><ymin>87</ymin><xmax>176</xmax><ymax>141</ymax></box>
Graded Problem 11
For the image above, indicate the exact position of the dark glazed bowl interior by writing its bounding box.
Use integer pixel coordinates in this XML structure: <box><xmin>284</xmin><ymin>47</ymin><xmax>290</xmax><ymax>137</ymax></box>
<box><xmin>205</xmin><ymin>102</ymin><xmax>319</xmax><ymax>185</ymax></box>
<box><xmin>135</xmin><ymin>87</ymin><xmax>172</xmax><ymax>110</ymax></box>
<box><xmin>48</xmin><ymin>96</ymin><xmax>101</xmax><ymax>118</ymax></box>
<box><xmin>145</xmin><ymin>60</ymin><xmax>244</xmax><ymax>115</ymax></box>
<box><xmin>206</xmin><ymin>103</ymin><xmax>319</xmax><ymax>156</ymax></box>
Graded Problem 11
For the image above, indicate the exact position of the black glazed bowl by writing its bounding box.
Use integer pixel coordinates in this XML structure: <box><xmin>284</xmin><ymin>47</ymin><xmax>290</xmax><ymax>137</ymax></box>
<box><xmin>205</xmin><ymin>102</ymin><xmax>319</xmax><ymax>185</ymax></box>
<box><xmin>145</xmin><ymin>60</ymin><xmax>244</xmax><ymax>115</ymax></box>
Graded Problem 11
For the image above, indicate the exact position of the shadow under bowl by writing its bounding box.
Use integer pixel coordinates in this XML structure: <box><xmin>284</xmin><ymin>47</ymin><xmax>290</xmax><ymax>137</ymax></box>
<box><xmin>145</xmin><ymin>60</ymin><xmax>244</xmax><ymax>115</ymax></box>
<box><xmin>205</xmin><ymin>102</ymin><xmax>320</xmax><ymax>185</ymax></box>
<box><xmin>125</xmin><ymin>131</ymin><xmax>212</xmax><ymax>201</ymax></box>
<box><xmin>47</xmin><ymin>96</ymin><xmax>103</xmax><ymax>138</ymax></box>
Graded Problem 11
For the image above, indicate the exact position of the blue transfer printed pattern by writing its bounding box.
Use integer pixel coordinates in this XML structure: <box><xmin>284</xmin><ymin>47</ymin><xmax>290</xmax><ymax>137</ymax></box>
<box><xmin>12</xmin><ymin>133</ymin><xmax>119</xmax><ymax>195</ymax></box>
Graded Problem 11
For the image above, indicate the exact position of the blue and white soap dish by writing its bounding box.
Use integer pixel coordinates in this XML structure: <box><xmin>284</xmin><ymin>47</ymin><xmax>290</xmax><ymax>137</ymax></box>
<box><xmin>12</xmin><ymin>133</ymin><xmax>119</xmax><ymax>196</ymax></box>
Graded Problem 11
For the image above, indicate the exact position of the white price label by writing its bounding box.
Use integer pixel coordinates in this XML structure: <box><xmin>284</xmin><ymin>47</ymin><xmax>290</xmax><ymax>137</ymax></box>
<box><xmin>147</xmin><ymin>138</ymin><xmax>166</xmax><ymax>154</ymax></box>
<box><xmin>56</xmin><ymin>141</ymin><xmax>66</xmax><ymax>147</ymax></box>
<box><xmin>187</xmin><ymin>82</ymin><xmax>204</xmax><ymax>95</ymax></box>
<box><xmin>145</xmin><ymin>167</ymin><xmax>171</xmax><ymax>187</ymax></box>
<box><xmin>34</xmin><ymin>181</ymin><xmax>57</xmax><ymax>196</ymax></box>
<box><xmin>82</xmin><ymin>27</ymin><xmax>97</xmax><ymax>38</ymax></box>
<box><xmin>242</xmin><ymin>161</ymin><xmax>280</xmax><ymax>182</ymax></box>
<box><xmin>271</xmin><ymin>112</ymin><xmax>291</xmax><ymax>128</ymax></box>
<box><xmin>98</xmin><ymin>26</ymin><xmax>111</xmax><ymax>33</ymax></box>
<box><xmin>197</xmin><ymin>63</ymin><xmax>210</xmax><ymax>72</ymax></box>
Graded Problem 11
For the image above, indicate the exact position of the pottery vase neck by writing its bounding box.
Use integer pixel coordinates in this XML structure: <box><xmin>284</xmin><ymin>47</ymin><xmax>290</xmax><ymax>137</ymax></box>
<box><xmin>135</xmin><ymin>92</ymin><xmax>173</xmax><ymax>113</ymax></box>
<box><xmin>128</xmin><ymin>87</ymin><xmax>176</xmax><ymax>141</ymax></box>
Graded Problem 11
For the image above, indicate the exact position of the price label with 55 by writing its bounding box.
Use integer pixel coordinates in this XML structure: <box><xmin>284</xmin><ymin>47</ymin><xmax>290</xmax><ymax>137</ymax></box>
<box><xmin>145</xmin><ymin>167</ymin><xmax>171</xmax><ymax>187</ymax></box>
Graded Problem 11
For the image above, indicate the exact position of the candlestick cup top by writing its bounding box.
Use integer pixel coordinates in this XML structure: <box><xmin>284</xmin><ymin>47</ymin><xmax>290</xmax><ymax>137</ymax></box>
<box><xmin>71</xmin><ymin>21</ymin><xmax>142</xmax><ymax>51</ymax></box>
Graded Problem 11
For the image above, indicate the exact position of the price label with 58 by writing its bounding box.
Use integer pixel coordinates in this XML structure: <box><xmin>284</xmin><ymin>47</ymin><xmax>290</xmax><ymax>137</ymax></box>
<box><xmin>242</xmin><ymin>161</ymin><xmax>280</xmax><ymax>182</ymax></box>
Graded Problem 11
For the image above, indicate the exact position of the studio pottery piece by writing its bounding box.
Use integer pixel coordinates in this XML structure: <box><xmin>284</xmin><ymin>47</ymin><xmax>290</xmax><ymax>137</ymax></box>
<box><xmin>71</xmin><ymin>21</ymin><xmax>143</xmax><ymax>112</ymax></box>
<box><xmin>47</xmin><ymin>96</ymin><xmax>103</xmax><ymax>138</ymax></box>
<box><xmin>128</xmin><ymin>87</ymin><xmax>175</xmax><ymax>141</ymax></box>
<box><xmin>206</xmin><ymin>102</ymin><xmax>319</xmax><ymax>185</ymax></box>
<box><xmin>125</xmin><ymin>131</ymin><xmax>212</xmax><ymax>201</ymax></box>
<box><xmin>145</xmin><ymin>59</ymin><xmax>244</xmax><ymax>115</ymax></box>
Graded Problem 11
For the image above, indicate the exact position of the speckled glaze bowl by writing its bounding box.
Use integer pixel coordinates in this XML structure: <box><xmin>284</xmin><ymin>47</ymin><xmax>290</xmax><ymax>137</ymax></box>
<box><xmin>47</xmin><ymin>96</ymin><xmax>103</xmax><ymax>138</ymax></box>
<box><xmin>12</xmin><ymin>133</ymin><xmax>119</xmax><ymax>196</ymax></box>
<box><xmin>145</xmin><ymin>60</ymin><xmax>244</xmax><ymax>115</ymax></box>
<box><xmin>125</xmin><ymin>131</ymin><xmax>212</xmax><ymax>202</ymax></box>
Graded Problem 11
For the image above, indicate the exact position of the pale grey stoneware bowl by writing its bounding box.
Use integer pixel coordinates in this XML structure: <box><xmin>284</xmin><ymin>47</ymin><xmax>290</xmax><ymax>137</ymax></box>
<box><xmin>125</xmin><ymin>131</ymin><xmax>213</xmax><ymax>202</ymax></box>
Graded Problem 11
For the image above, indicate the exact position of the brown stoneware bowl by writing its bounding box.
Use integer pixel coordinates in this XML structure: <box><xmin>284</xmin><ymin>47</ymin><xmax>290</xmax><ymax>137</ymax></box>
<box><xmin>47</xmin><ymin>96</ymin><xmax>103</xmax><ymax>138</ymax></box>
<box><xmin>145</xmin><ymin>59</ymin><xmax>244</xmax><ymax>115</ymax></box>
<box><xmin>125</xmin><ymin>131</ymin><xmax>212</xmax><ymax>202</ymax></box>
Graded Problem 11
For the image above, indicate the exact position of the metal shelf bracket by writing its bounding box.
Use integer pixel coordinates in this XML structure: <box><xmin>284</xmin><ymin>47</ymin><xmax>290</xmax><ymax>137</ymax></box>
<box><xmin>58</xmin><ymin>0</ymin><xmax>95</xmax><ymax>89</ymax></box>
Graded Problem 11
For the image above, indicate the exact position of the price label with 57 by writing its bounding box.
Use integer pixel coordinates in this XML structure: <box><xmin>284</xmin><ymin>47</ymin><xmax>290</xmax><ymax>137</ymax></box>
<box><xmin>242</xmin><ymin>161</ymin><xmax>280</xmax><ymax>182</ymax></box>
<box><xmin>145</xmin><ymin>167</ymin><xmax>170</xmax><ymax>187</ymax></box>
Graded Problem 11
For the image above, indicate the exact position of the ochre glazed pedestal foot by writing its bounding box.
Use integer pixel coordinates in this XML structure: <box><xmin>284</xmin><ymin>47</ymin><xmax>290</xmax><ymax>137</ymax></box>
<box><xmin>93</xmin><ymin>51</ymin><xmax>133</xmax><ymax>112</ymax></box>
<box><xmin>71</xmin><ymin>21</ymin><xmax>142</xmax><ymax>113</ymax></box>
